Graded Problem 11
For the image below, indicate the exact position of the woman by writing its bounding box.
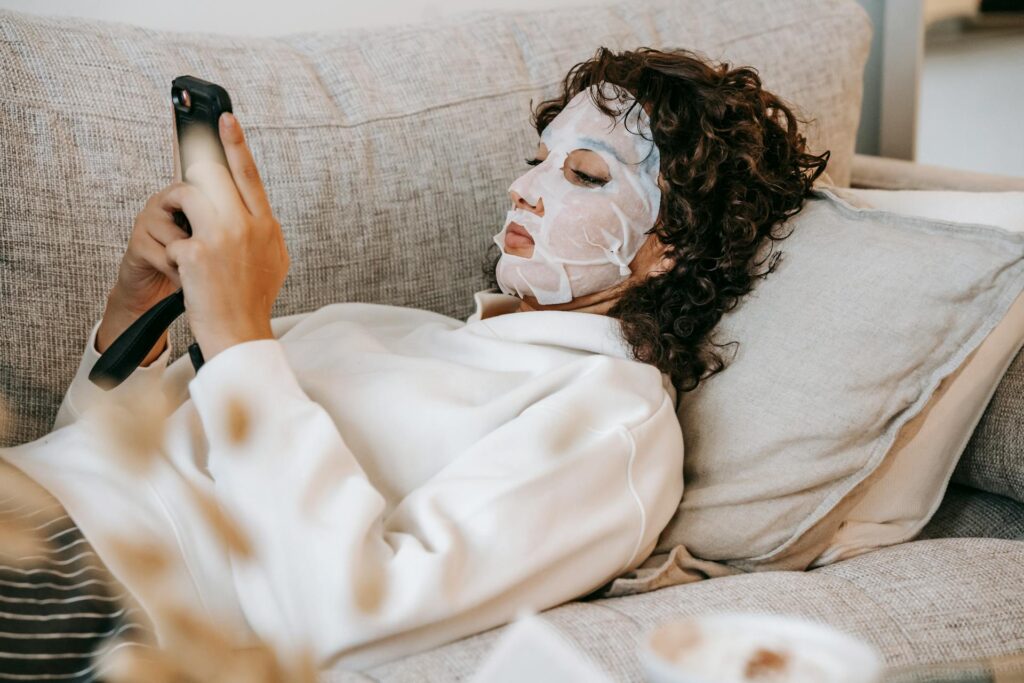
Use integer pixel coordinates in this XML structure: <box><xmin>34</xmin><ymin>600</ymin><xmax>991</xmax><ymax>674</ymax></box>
<box><xmin>0</xmin><ymin>46</ymin><xmax>828</xmax><ymax>678</ymax></box>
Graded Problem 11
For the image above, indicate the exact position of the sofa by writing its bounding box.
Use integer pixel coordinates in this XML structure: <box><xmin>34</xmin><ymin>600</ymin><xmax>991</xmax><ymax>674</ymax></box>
<box><xmin>1</xmin><ymin>0</ymin><xmax>1022</xmax><ymax>680</ymax></box>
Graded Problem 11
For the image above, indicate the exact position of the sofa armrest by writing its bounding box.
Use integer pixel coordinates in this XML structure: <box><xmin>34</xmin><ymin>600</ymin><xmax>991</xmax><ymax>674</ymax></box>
<box><xmin>850</xmin><ymin>153</ymin><xmax>1024</xmax><ymax>192</ymax></box>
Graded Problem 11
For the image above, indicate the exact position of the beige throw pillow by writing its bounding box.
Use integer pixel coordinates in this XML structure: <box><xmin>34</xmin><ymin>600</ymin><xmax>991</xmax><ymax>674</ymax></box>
<box><xmin>806</xmin><ymin>189</ymin><xmax>1024</xmax><ymax>567</ymax></box>
<box><xmin>653</xmin><ymin>187</ymin><xmax>1024</xmax><ymax>574</ymax></box>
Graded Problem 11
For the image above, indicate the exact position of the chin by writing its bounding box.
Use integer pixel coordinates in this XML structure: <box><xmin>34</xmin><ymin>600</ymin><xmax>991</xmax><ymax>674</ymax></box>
<box><xmin>526</xmin><ymin>294</ymin><xmax>573</xmax><ymax>309</ymax></box>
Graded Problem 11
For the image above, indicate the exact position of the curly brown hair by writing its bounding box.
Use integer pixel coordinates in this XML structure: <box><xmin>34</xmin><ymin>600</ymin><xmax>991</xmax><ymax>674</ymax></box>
<box><xmin>481</xmin><ymin>46</ymin><xmax>830</xmax><ymax>394</ymax></box>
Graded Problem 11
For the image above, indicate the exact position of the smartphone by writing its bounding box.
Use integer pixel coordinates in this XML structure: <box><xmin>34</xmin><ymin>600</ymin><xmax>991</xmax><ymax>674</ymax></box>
<box><xmin>170</xmin><ymin>75</ymin><xmax>233</xmax><ymax>236</ymax></box>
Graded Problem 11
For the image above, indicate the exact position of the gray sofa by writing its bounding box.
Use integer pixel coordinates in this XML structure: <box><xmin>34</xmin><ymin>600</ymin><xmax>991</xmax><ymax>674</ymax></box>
<box><xmin>1</xmin><ymin>0</ymin><xmax>1022</xmax><ymax>681</ymax></box>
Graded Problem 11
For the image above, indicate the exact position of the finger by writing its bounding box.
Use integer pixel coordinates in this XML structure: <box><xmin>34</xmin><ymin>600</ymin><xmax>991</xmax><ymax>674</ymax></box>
<box><xmin>177</xmin><ymin>122</ymin><xmax>248</xmax><ymax>218</ymax></box>
<box><xmin>146</xmin><ymin>213</ymin><xmax>191</xmax><ymax>247</ymax></box>
<box><xmin>186</xmin><ymin>158</ymin><xmax>248</xmax><ymax>219</ymax></box>
<box><xmin>219</xmin><ymin>112</ymin><xmax>272</xmax><ymax>217</ymax></box>
<box><xmin>158</xmin><ymin>182</ymin><xmax>219</xmax><ymax>238</ymax></box>
<box><xmin>164</xmin><ymin>236</ymin><xmax>197</xmax><ymax>271</ymax></box>
<box><xmin>150</xmin><ymin>182</ymin><xmax>191</xmax><ymax>218</ymax></box>
<box><xmin>139</xmin><ymin>234</ymin><xmax>182</xmax><ymax>288</ymax></box>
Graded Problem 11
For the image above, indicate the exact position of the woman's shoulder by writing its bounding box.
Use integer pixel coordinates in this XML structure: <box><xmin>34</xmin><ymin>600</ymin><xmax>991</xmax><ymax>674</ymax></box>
<box><xmin>542</xmin><ymin>353</ymin><xmax>677</xmax><ymax>432</ymax></box>
<box><xmin>272</xmin><ymin>301</ymin><xmax>461</xmax><ymax>340</ymax></box>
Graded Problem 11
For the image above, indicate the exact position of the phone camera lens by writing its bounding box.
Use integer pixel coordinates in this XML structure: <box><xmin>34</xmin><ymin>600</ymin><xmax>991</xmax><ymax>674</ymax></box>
<box><xmin>173</xmin><ymin>88</ymin><xmax>192</xmax><ymax>111</ymax></box>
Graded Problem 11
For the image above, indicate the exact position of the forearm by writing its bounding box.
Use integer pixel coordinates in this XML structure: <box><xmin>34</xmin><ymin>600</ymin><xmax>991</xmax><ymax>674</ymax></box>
<box><xmin>96</xmin><ymin>289</ymin><xmax>169</xmax><ymax>368</ymax></box>
<box><xmin>53</xmin><ymin>316</ymin><xmax>173</xmax><ymax>431</ymax></box>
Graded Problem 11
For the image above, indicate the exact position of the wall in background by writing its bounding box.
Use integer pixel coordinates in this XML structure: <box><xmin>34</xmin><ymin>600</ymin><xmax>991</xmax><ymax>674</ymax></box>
<box><xmin>917</xmin><ymin>23</ymin><xmax>1024</xmax><ymax>177</ymax></box>
<box><xmin>855</xmin><ymin>0</ymin><xmax>885</xmax><ymax>156</ymax></box>
<box><xmin>855</xmin><ymin>0</ymin><xmax>927</xmax><ymax>160</ymax></box>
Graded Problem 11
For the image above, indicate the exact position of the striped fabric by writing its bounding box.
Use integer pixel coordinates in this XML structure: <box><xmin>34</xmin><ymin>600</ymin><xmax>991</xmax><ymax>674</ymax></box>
<box><xmin>0</xmin><ymin>495</ymin><xmax>150</xmax><ymax>682</ymax></box>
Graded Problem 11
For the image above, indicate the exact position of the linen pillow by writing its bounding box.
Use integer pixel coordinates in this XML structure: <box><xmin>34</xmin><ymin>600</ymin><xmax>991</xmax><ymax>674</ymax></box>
<box><xmin>804</xmin><ymin>188</ymin><xmax>1024</xmax><ymax>567</ymax></box>
<box><xmin>654</xmin><ymin>187</ymin><xmax>1024</xmax><ymax>574</ymax></box>
<box><xmin>832</xmin><ymin>189</ymin><xmax>1024</xmax><ymax>511</ymax></box>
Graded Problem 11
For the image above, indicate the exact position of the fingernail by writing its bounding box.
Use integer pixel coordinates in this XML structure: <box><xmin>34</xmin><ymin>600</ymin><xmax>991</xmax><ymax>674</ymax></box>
<box><xmin>222</xmin><ymin>112</ymin><xmax>236</xmax><ymax>128</ymax></box>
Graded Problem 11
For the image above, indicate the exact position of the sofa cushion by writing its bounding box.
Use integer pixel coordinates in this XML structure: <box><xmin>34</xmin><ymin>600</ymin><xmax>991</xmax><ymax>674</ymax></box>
<box><xmin>0</xmin><ymin>0</ymin><xmax>871</xmax><ymax>447</ymax></box>
<box><xmin>952</xmin><ymin>347</ymin><xmax>1024</xmax><ymax>504</ymax></box>
<box><xmin>914</xmin><ymin>483</ymin><xmax>1024</xmax><ymax>542</ymax></box>
<box><xmin>331</xmin><ymin>538</ymin><xmax>1024</xmax><ymax>681</ymax></box>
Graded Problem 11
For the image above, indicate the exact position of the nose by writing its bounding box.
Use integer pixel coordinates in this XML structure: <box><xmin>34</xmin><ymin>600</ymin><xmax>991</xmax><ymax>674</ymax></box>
<box><xmin>510</xmin><ymin>191</ymin><xmax>544</xmax><ymax>217</ymax></box>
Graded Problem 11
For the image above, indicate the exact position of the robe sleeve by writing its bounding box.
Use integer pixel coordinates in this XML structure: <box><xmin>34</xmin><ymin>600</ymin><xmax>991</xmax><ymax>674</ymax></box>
<box><xmin>187</xmin><ymin>337</ymin><xmax>684</xmax><ymax>668</ymax></box>
<box><xmin>52</xmin><ymin>311</ymin><xmax>315</xmax><ymax>432</ymax></box>
<box><xmin>53</xmin><ymin>319</ymin><xmax>173</xmax><ymax>431</ymax></box>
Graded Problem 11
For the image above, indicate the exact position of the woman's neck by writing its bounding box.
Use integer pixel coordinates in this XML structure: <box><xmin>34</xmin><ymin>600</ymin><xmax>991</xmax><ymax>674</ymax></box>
<box><xmin>512</xmin><ymin>290</ymin><xmax>620</xmax><ymax>316</ymax></box>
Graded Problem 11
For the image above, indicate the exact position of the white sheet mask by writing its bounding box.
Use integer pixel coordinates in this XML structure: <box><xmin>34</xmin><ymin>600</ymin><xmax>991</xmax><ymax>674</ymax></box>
<box><xmin>492</xmin><ymin>82</ymin><xmax>662</xmax><ymax>304</ymax></box>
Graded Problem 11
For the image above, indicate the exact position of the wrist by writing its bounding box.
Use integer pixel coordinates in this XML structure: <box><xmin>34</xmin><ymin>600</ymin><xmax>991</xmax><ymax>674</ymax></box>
<box><xmin>194</xmin><ymin>324</ymin><xmax>274</xmax><ymax>362</ymax></box>
<box><xmin>97</xmin><ymin>289</ymin><xmax>170</xmax><ymax>360</ymax></box>
<box><xmin>106</xmin><ymin>284</ymin><xmax>156</xmax><ymax>317</ymax></box>
<box><xmin>138</xmin><ymin>333</ymin><xmax>169</xmax><ymax>367</ymax></box>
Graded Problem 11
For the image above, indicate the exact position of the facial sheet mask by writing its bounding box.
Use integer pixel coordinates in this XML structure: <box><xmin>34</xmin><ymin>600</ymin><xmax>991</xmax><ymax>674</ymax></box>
<box><xmin>492</xmin><ymin>82</ymin><xmax>662</xmax><ymax>304</ymax></box>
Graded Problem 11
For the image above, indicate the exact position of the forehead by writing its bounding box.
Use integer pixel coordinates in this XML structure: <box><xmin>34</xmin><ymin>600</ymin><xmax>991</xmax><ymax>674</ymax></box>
<box><xmin>540</xmin><ymin>86</ymin><xmax>655</xmax><ymax>168</ymax></box>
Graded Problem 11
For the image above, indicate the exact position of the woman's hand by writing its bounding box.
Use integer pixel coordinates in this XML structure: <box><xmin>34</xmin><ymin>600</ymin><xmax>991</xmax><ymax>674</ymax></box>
<box><xmin>96</xmin><ymin>182</ymin><xmax>195</xmax><ymax>363</ymax></box>
<box><xmin>108</xmin><ymin>184</ymin><xmax>190</xmax><ymax>313</ymax></box>
<box><xmin>164</xmin><ymin>112</ymin><xmax>290</xmax><ymax>362</ymax></box>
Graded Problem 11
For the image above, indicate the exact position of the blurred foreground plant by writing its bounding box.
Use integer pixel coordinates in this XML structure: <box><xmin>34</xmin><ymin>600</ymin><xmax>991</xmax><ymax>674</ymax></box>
<box><xmin>0</xmin><ymin>384</ymin><xmax>318</xmax><ymax>683</ymax></box>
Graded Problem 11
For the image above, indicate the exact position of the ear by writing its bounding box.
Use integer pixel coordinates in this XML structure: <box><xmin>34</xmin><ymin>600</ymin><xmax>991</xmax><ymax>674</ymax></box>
<box><xmin>652</xmin><ymin>239</ymin><xmax>676</xmax><ymax>276</ymax></box>
<box><xmin>654</xmin><ymin>252</ymin><xmax>676</xmax><ymax>276</ymax></box>
<box><xmin>633</xmin><ymin>231</ymin><xmax>674</xmax><ymax>279</ymax></box>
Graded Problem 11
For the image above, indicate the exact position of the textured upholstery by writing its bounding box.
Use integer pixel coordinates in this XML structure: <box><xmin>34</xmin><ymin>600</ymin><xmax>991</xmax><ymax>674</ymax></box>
<box><xmin>952</xmin><ymin>347</ymin><xmax>1024</xmax><ymax>504</ymax></box>
<box><xmin>0</xmin><ymin>0</ymin><xmax>871</xmax><ymax>447</ymax></box>
<box><xmin>915</xmin><ymin>483</ymin><xmax>1024</xmax><ymax>542</ymax></box>
<box><xmin>318</xmin><ymin>538</ymin><xmax>1024</xmax><ymax>681</ymax></box>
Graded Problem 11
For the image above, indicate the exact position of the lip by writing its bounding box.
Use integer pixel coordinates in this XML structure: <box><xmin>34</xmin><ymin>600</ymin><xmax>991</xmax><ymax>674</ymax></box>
<box><xmin>505</xmin><ymin>221</ymin><xmax>535</xmax><ymax>248</ymax></box>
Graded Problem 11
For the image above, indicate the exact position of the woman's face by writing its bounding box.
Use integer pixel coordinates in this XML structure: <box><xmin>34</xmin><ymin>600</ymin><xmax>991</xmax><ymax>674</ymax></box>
<box><xmin>501</xmin><ymin>143</ymin><xmax>612</xmax><ymax>259</ymax></box>
<box><xmin>491</xmin><ymin>83</ymin><xmax>663</xmax><ymax>305</ymax></box>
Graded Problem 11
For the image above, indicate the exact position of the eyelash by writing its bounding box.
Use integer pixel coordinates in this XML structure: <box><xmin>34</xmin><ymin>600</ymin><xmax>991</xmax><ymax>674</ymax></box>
<box><xmin>525</xmin><ymin>157</ymin><xmax>605</xmax><ymax>186</ymax></box>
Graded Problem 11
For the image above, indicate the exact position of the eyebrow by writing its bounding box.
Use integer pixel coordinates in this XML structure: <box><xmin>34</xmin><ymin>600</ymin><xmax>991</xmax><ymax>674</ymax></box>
<box><xmin>577</xmin><ymin>136</ymin><xmax>626</xmax><ymax>164</ymax></box>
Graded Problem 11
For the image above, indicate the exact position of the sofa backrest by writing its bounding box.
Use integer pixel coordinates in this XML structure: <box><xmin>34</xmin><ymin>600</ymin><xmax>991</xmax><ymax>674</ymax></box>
<box><xmin>0</xmin><ymin>0</ymin><xmax>871</xmax><ymax>446</ymax></box>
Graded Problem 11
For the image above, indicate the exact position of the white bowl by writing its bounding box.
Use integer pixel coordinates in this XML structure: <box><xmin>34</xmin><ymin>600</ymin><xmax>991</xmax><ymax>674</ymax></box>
<box><xmin>640</xmin><ymin>612</ymin><xmax>884</xmax><ymax>683</ymax></box>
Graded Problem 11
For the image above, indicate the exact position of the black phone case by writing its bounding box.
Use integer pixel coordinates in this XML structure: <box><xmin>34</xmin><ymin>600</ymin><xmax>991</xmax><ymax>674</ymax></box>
<box><xmin>171</xmin><ymin>75</ymin><xmax>233</xmax><ymax>236</ymax></box>
<box><xmin>88</xmin><ymin>75</ymin><xmax>233</xmax><ymax>389</ymax></box>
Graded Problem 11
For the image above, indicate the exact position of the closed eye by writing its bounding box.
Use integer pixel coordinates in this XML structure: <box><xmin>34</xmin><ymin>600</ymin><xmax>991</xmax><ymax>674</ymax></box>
<box><xmin>572</xmin><ymin>169</ymin><xmax>606</xmax><ymax>186</ymax></box>
<box><xmin>525</xmin><ymin>157</ymin><xmax>607</xmax><ymax>187</ymax></box>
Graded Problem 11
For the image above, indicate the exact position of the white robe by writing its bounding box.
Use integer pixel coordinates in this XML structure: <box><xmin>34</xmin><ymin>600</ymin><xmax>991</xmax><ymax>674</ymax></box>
<box><xmin>2</xmin><ymin>289</ymin><xmax>684</xmax><ymax>670</ymax></box>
